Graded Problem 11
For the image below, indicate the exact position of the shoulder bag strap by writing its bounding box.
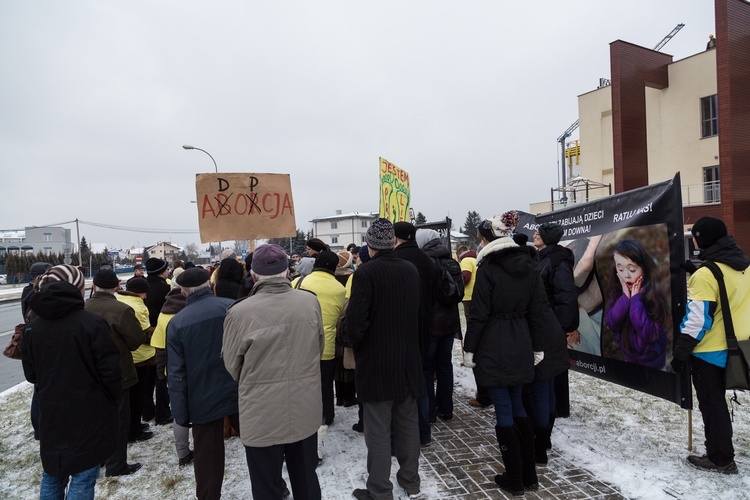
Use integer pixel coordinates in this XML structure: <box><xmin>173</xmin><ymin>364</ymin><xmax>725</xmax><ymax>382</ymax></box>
<box><xmin>702</xmin><ymin>261</ymin><xmax>739</xmax><ymax>349</ymax></box>
<box><xmin>294</xmin><ymin>275</ymin><xmax>306</xmax><ymax>290</ymax></box>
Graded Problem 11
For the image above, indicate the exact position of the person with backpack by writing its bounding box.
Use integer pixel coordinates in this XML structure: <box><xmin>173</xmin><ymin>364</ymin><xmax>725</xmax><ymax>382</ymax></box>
<box><xmin>416</xmin><ymin>229</ymin><xmax>464</xmax><ymax>422</ymax></box>
<box><xmin>394</xmin><ymin>221</ymin><xmax>440</xmax><ymax>448</ymax></box>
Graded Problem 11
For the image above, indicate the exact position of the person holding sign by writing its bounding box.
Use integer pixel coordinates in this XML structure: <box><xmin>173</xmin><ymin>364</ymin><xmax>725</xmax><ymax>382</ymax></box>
<box><xmin>604</xmin><ymin>239</ymin><xmax>669</xmax><ymax>370</ymax></box>
<box><xmin>672</xmin><ymin>217</ymin><xmax>750</xmax><ymax>475</ymax></box>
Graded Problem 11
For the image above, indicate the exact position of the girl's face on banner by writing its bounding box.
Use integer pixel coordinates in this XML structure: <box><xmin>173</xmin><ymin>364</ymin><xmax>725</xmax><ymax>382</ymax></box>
<box><xmin>614</xmin><ymin>252</ymin><xmax>644</xmax><ymax>291</ymax></box>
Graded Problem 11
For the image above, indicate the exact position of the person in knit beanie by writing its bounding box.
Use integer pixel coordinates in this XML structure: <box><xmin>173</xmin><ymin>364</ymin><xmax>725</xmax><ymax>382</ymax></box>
<box><xmin>22</xmin><ymin>262</ymin><xmax>53</xmax><ymax>320</ymax></box>
<box><xmin>345</xmin><ymin>217</ymin><xmax>423</xmax><ymax>499</ymax></box>
<box><xmin>24</xmin><ymin>264</ymin><xmax>123</xmax><ymax>496</ymax></box>
<box><xmin>222</xmin><ymin>243</ymin><xmax>324</xmax><ymax>499</ymax></box>
<box><xmin>691</xmin><ymin>216</ymin><xmax>728</xmax><ymax>250</ymax></box>
<box><xmin>37</xmin><ymin>264</ymin><xmax>86</xmax><ymax>294</ymax></box>
<box><xmin>464</xmin><ymin>208</ymin><xmax>547</xmax><ymax>495</ymax></box>
<box><xmin>531</xmin><ymin>219</ymin><xmax>578</xmax><ymax>460</ymax></box>
<box><xmin>672</xmin><ymin>216</ymin><xmax>750</xmax><ymax>474</ymax></box>
<box><xmin>365</xmin><ymin>218</ymin><xmax>395</xmax><ymax>252</ymax></box>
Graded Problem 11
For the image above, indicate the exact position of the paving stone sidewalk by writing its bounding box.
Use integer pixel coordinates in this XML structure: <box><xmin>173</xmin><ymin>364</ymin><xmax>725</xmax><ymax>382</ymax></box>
<box><xmin>420</xmin><ymin>396</ymin><xmax>625</xmax><ymax>499</ymax></box>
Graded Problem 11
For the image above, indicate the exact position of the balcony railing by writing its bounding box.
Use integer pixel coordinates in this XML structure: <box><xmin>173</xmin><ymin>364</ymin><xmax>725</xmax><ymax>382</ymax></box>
<box><xmin>683</xmin><ymin>180</ymin><xmax>720</xmax><ymax>206</ymax></box>
<box><xmin>530</xmin><ymin>180</ymin><xmax>720</xmax><ymax>214</ymax></box>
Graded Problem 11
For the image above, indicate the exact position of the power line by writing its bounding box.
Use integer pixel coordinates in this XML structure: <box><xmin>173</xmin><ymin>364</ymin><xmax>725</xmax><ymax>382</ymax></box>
<box><xmin>79</xmin><ymin>220</ymin><xmax>198</xmax><ymax>234</ymax></box>
<box><xmin>6</xmin><ymin>220</ymin><xmax>198</xmax><ymax>234</ymax></box>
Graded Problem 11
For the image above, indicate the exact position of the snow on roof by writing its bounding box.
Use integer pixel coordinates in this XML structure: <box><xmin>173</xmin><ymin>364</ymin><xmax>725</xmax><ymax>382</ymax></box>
<box><xmin>311</xmin><ymin>211</ymin><xmax>378</xmax><ymax>221</ymax></box>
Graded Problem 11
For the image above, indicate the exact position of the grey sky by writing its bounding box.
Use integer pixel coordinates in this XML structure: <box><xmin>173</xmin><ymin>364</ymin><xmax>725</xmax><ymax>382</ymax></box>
<box><xmin>1</xmin><ymin>1</ymin><xmax>715</xmax><ymax>250</ymax></box>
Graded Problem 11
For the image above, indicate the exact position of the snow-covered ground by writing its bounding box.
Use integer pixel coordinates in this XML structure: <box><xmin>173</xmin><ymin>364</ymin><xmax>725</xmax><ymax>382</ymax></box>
<box><xmin>2</xmin><ymin>341</ymin><xmax>749</xmax><ymax>499</ymax></box>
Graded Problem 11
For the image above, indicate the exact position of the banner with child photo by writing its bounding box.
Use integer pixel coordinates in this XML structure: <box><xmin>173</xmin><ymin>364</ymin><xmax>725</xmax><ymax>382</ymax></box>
<box><xmin>516</xmin><ymin>173</ymin><xmax>692</xmax><ymax>409</ymax></box>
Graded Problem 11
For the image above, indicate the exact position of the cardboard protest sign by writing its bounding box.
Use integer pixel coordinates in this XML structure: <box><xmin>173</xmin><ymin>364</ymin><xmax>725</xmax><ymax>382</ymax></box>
<box><xmin>378</xmin><ymin>157</ymin><xmax>411</xmax><ymax>222</ymax></box>
<box><xmin>515</xmin><ymin>173</ymin><xmax>690</xmax><ymax>409</ymax></box>
<box><xmin>195</xmin><ymin>173</ymin><xmax>296</xmax><ymax>243</ymax></box>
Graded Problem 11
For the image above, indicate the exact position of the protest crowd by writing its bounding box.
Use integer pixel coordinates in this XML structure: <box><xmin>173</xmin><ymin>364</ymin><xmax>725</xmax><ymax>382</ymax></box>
<box><xmin>15</xmin><ymin>213</ymin><xmax>749</xmax><ymax>499</ymax></box>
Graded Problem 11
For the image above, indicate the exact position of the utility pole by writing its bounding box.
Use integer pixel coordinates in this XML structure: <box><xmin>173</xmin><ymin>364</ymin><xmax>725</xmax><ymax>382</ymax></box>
<box><xmin>75</xmin><ymin>218</ymin><xmax>83</xmax><ymax>269</ymax></box>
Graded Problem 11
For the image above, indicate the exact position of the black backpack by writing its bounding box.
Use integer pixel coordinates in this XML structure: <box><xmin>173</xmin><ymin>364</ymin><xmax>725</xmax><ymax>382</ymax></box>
<box><xmin>436</xmin><ymin>257</ymin><xmax>465</xmax><ymax>306</ymax></box>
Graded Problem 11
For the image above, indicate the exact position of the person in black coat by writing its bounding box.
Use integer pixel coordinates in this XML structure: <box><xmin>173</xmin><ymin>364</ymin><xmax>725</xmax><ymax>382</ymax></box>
<box><xmin>214</xmin><ymin>257</ymin><xmax>243</xmax><ymax>299</ymax></box>
<box><xmin>416</xmin><ymin>228</ymin><xmax>461</xmax><ymax>423</ymax></box>
<box><xmin>531</xmin><ymin>222</ymin><xmax>579</xmax><ymax>463</ymax></box>
<box><xmin>20</xmin><ymin>261</ymin><xmax>52</xmax><ymax>441</ymax></box>
<box><xmin>345</xmin><ymin>218</ymin><xmax>423</xmax><ymax>500</ymax></box>
<box><xmin>393</xmin><ymin>221</ymin><xmax>440</xmax><ymax>447</ymax></box>
<box><xmin>143</xmin><ymin>257</ymin><xmax>172</xmax><ymax>424</ymax></box>
<box><xmin>22</xmin><ymin>265</ymin><xmax>121</xmax><ymax>498</ymax></box>
<box><xmin>463</xmin><ymin>212</ymin><xmax>546</xmax><ymax>496</ymax></box>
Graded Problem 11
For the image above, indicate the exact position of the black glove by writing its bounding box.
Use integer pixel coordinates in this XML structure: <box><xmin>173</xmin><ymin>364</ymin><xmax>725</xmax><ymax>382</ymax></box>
<box><xmin>670</xmin><ymin>357</ymin><xmax>686</xmax><ymax>373</ymax></box>
<box><xmin>513</xmin><ymin>233</ymin><xmax>529</xmax><ymax>246</ymax></box>
<box><xmin>682</xmin><ymin>260</ymin><xmax>698</xmax><ymax>274</ymax></box>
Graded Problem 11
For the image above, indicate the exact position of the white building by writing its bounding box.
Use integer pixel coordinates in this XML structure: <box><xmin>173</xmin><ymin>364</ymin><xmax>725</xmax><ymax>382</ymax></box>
<box><xmin>311</xmin><ymin>211</ymin><xmax>378</xmax><ymax>250</ymax></box>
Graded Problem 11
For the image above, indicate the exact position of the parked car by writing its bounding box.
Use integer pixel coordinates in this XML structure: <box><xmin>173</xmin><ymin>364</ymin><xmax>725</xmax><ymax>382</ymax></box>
<box><xmin>0</xmin><ymin>274</ymin><xmax>7</xmax><ymax>285</ymax></box>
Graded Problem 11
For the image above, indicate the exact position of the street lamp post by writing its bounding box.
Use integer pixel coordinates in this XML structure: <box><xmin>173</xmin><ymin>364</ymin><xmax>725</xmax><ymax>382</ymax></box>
<box><xmin>182</xmin><ymin>145</ymin><xmax>218</xmax><ymax>174</ymax></box>
<box><xmin>183</xmin><ymin>144</ymin><xmax>220</xmax><ymax>257</ymax></box>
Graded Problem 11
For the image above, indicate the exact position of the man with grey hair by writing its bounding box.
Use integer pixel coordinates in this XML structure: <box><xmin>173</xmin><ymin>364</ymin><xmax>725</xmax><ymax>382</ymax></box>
<box><xmin>167</xmin><ymin>268</ymin><xmax>239</xmax><ymax>500</ymax></box>
<box><xmin>223</xmin><ymin>243</ymin><xmax>324</xmax><ymax>500</ymax></box>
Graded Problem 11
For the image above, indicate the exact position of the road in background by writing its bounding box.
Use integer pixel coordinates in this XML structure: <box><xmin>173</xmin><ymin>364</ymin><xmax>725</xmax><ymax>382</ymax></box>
<box><xmin>0</xmin><ymin>301</ymin><xmax>26</xmax><ymax>392</ymax></box>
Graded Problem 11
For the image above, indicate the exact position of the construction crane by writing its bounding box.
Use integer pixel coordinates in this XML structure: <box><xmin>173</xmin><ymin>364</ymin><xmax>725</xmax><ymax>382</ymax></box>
<box><xmin>557</xmin><ymin>120</ymin><xmax>579</xmax><ymax>202</ymax></box>
<box><xmin>653</xmin><ymin>23</ymin><xmax>685</xmax><ymax>51</ymax></box>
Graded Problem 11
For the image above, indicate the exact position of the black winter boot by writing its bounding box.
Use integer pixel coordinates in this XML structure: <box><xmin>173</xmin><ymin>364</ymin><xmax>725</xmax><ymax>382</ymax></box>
<box><xmin>494</xmin><ymin>425</ymin><xmax>524</xmax><ymax>496</ymax></box>
<box><xmin>533</xmin><ymin>425</ymin><xmax>549</xmax><ymax>465</ymax></box>
<box><xmin>546</xmin><ymin>413</ymin><xmax>556</xmax><ymax>451</ymax></box>
<box><xmin>514</xmin><ymin>417</ymin><xmax>539</xmax><ymax>490</ymax></box>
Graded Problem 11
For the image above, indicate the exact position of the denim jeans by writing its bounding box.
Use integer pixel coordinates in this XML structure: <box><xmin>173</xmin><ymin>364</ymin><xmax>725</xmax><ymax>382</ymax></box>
<box><xmin>423</xmin><ymin>335</ymin><xmax>454</xmax><ymax>419</ymax></box>
<box><xmin>40</xmin><ymin>465</ymin><xmax>99</xmax><ymax>500</ymax></box>
<box><xmin>417</xmin><ymin>380</ymin><xmax>431</xmax><ymax>444</ymax></box>
<box><xmin>487</xmin><ymin>385</ymin><xmax>526</xmax><ymax>427</ymax></box>
<box><xmin>529</xmin><ymin>378</ymin><xmax>556</xmax><ymax>428</ymax></box>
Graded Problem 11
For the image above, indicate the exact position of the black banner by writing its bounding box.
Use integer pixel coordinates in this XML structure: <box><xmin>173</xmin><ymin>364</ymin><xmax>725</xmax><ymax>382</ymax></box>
<box><xmin>517</xmin><ymin>174</ymin><xmax>691</xmax><ymax>409</ymax></box>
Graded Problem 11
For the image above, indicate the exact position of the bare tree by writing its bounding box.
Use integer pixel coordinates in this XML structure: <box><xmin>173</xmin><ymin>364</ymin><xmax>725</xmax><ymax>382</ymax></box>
<box><xmin>184</xmin><ymin>242</ymin><xmax>199</xmax><ymax>261</ymax></box>
<box><xmin>233</xmin><ymin>240</ymin><xmax>251</xmax><ymax>255</ymax></box>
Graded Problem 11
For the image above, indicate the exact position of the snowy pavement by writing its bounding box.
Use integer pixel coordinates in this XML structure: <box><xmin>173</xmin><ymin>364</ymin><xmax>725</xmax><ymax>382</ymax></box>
<box><xmin>2</xmin><ymin>341</ymin><xmax>749</xmax><ymax>499</ymax></box>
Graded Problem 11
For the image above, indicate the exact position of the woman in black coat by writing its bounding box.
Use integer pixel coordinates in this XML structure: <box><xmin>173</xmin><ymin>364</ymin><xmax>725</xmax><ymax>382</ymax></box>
<box><xmin>22</xmin><ymin>265</ymin><xmax>121</xmax><ymax>498</ymax></box>
<box><xmin>463</xmin><ymin>212</ymin><xmax>546</xmax><ymax>496</ymax></box>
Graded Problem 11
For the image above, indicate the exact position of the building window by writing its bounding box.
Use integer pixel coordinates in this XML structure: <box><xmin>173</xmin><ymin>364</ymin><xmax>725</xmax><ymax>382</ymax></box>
<box><xmin>44</xmin><ymin>247</ymin><xmax>52</xmax><ymax>252</ymax></box>
<box><xmin>701</xmin><ymin>95</ymin><xmax>718</xmax><ymax>138</ymax></box>
<box><xmin>331</xmin><ymin>222</ymin><xmax>338</xmax><ymax>229</ymax></box>
<box><xmin>43</xmin><ymin>233</ymin><xmax>51</xmax><ymax>242</ymax></box>
<box><xmin>362</xmin><ymin>234</ymin><xmax>367</xmax><ymax>243</ymax></box>
<box><xmin>704</xmin><ymin>166</ymin><xmax>720</xmax><ymax>203</ymax></box>
<box><xmin>361</xmin><ymin>221</ymin><xmax>368</xmax><ymax>228</ymax></box>
<box><xmin>331</xmin><ymin>236</ymin><xmax>338</xmax><ymax>244</ymax></box>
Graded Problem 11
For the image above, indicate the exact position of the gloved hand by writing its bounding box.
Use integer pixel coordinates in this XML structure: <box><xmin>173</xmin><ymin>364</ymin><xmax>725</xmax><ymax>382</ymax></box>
<box><xmin>534</xmin><ymin>351</ymin><xmax>544</xmax><ymax>366</ymax></box>
<box><xmin>682</xmin><ymin>260</ymin><xmax>698</xmax><ymax>274</ymax></box>
<box><xmin>671</xmin><ymin>357</ymin><xmax>687</xmax><ymax>373</ymax></box>
<box><xmin>464</xmin><ymin>352</ymin><xmax>476</xmax><ymax>368</ymax></box>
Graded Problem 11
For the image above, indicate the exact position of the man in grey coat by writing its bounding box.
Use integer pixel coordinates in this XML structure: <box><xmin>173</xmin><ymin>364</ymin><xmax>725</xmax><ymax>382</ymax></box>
<box><xmin>223</xmin><ymin>244</ymin><xmax>324</xmax><ymax>500</ymax></box>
